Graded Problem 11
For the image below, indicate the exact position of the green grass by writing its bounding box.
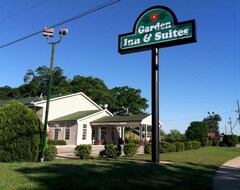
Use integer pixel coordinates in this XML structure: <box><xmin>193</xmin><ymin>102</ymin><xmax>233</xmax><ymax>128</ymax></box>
<box><xmin>0</xmin><ymin>147</ymin><xmax>239</xmax><ymax>190</ymax></box>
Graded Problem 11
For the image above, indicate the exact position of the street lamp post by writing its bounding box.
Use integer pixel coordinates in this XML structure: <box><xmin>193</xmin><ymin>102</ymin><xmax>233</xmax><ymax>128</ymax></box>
<box><xmin>40</xmin><ymin>28</ymin><xmax>68</xmax><ymax>162</ymax></box>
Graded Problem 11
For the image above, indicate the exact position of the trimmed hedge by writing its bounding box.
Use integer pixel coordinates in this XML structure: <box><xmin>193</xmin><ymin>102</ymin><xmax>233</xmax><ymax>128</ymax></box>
<box><xmin>48</xmin><ymin>140</ymin><xmax>67</xmax><ymax>145</ymax></box>
<box><xmin>191</xmin><ymin>141</ymin><xmax>201</xmax><ymax>149</ymax></box>
<box><xmin>173</xmin><ymin>142</ymin><xmax>185</xmax><ymax>152</ymax></box>
<box><xmin>184</xmin><ymin>142</ymin><xmax>193</xmax><ymax>150</ymax></box>
<box><xmin>45</xmin><ymin>145</ymin><xmax>57</xmax><ymax>161</ymax></box>
<box><xmin>123</xmin><ymin>143</ymin><xmax>138</xmax><ymax>157</ymax></box>
<box><xmin>159</xmin><ymin>142</ymin><xmax>176</xmax><ymax>153</ymax></box>
<box><xmin>223</xmin><ymin>135</ymin><xmax>238</xmax><ymax>147</ymax></box>
<box><xmin>75</xmin><ymin>144</ymin><xmax>92</xmax><ymax>159</ymax></box>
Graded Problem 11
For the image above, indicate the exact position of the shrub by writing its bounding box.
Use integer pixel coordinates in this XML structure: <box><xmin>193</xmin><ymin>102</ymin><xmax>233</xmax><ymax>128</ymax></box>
<box><xmin>45</xmin><ymin>145</ymin><xmax>57</xmax><ymax>161</ymax></box>
<box><xmin>191</xmin><ymin>141</ymin><xmax>201</xmax><ymax>149</ymax></box>
<box><xmin>125</xmin><ymin>135</ymin><xmax>139</xmax><ymax>145</ymax></box>
<box><xmin>48</xmin><ymin>140</ymin><xmax>66</xmax><ymax>145</ymax></box>
<box><xmin>174</xmin><ymin>142</ymin><xmax>185</xmax><ymax>152</ymax></box>
<box><xmin>0</xmin><ymin>101</ymin><xmax>42</xmax><ymax>162</ymax></box>
<box><xmin>75</xmin><ymin>144</ymin><xmax>91</xmax><ymax>159</ymax></box>
<box><xmin>184</xmin><ymin>142</ymin><xmax>193</xmax><ymax>150</ymax></box>
<box><xmin>104</xmin><ymin>144</ymin><xmax>118</xmax><ymax>158</ymax></box>
<box><xmin>238</xmin><ymin>136</ymin><xmax>240</xmax><ymax>142</ymax></box>
<box><xmin>159</xmin><ymin>142</ymin><xmax>176</xmax><ymax>153</ymax></box>
<box><xmin>212</xmin><ymin>140</ymin><xmax>220</xmax><ymax>146</ymax></box>
<box><xmin>201</xmin><ymin>137</ymin><xmax>210</xmax><ymax>147</ymax></box>
<box><xmin>123</xmin><ymin>143</ymin><xmax>138</xmax><ymax>157</ymax></box>
<box><xmin>223</xmin><ymin>135</ymin><xmax>238</xmax><ymax>147</ymax></box>
<box><xmin>144</xmin><ymin>143</ymin><xmax>152</xmax><ymax>154</ymax></box>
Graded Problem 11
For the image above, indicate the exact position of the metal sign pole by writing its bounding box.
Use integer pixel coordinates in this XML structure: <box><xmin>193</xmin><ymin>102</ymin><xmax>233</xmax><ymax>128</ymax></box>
<box><xmin>151</xmin><ymin>47</ymin><xmax>159</xmax><ymax>163</ymax></box>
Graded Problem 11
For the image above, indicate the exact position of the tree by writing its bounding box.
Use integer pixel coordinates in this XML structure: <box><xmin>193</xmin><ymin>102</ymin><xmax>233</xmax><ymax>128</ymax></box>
<box><xmin>166</xmin><ymin>129</ymin><xmax>182</xmax><ymax>142</ymax></box>
<box><xmin>0</xmin><ymin>101</ymin><xmax>42</xmax><ymax>162</ymax></box>
<box><xmin>185</xmin><ymin>121</ymin><xmax>208</xmax><ymax>141</ymax></box>
<box><xmin>109</xmin><ymin>86</ymin><xmax>148</xmax><ymax>115</ymax></box>
<box><xmin>203</xmin><ymin>114</ymin><xmax>222</xmax><ymax>136</ymax></box>
<box><xmin>20</xmin><ymin>66</ymin><xmax>69</xmax><ymax>97</ymax></box>
<box><xmin>70</xmin><ymin>75</ymin><xmax>112</xmax><ymax>107</ymax></box>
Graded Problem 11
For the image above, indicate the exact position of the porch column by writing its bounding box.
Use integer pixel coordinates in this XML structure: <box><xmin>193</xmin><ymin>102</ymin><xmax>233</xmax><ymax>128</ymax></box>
<box><xmin>121</xmin><ymin>127</ymin><xmax>124</xmax><ymax>140</ymax></box>
<box><xmin>145</xmin><ymin>125</ymin><xmax>147</xmax><ymax>140</ymax></box>
<box><xmin>140</xmin><ymin>125</ymin><xmax>143</xmax><ymax>140</ymax></box>
<box><xmin>98</xmin><ymin>127</ymin><xmax>101</xmax><ymax>141</ymax></box>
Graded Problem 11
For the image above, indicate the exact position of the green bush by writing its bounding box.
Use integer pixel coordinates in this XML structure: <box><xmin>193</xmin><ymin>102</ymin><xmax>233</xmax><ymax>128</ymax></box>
<box><xmin>104</xmin><ymin>144</ymin><xmax>118</xmax><ymax>158</ymax></box>
<box><xmin>223</xmin><ymin>135</ymin><xmax>238</xmax><ymax>147</ymax></box>
<box><xmin>144</xmin><ymin>143</ymin><xmax>152</xmax><ymax>154</ymax></box>
<box><xmin>125</xmin><ymin>135</ymin><xmax>139</xmax><ymax>145</ymax></box>
<box><xmin>159</xmin><ymin>142</ymin><xmax>176</xmax><ymax>153</ymax></box>
<box><xmin>191</xmin><ymin>141</ymin><xmax>201</xmax><ymax>149</ymax></box>
<box><xmin>75</xmin><ymin>144</ymin><xmax>92</xmax><ymax>159</ymax></box>
<box><xmin>238</xmin><ymin>136</ymin><xmax>240</xmax><ymax>142</ymax></box>
<box><xmin>173</xmin><ymin>142</ymin><xmax>185</xmax><ymax>152</ymax></box>
<box><xmin>48</xmin><ymin>140</ymin><xmax>66</xmax><ymax>145</ymax></box>
<box><xmin>184</xmin><ymin>142</ymin><xmax>193</xmax><ymax>150</ymax></box>
<box><xmin>212</xmin><ymin>140</ymin><xmax>220</xmax><ymax>146</ymax></box>
<box><xmin>201</xmin><ymin>137</ymin><xmax>210</xmax><ymax>147</ymax></box>
<box><xmin>123</xmin><ymin>143</ymin><xmax>138</xmax><ymax>157</ymax></box>
<box><xmin>45</xmin><ymin>145</ymin><xmax>57</xmax><ymax>161</ymax></box>
<box><xmin>0</xmin><ymin>101</ymin><xmax>42</xmax><ymax>162</ymax></box>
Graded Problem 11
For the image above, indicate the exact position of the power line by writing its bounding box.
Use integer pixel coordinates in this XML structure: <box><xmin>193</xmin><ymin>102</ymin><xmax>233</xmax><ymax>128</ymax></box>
<box><xmin>0</xmin><ymin>0</ymin><xmax>16</xmax><ymax>8</ymax></box>
<box><xmin>0</xmin><ymin>0</ymin><xmax>121</xmax><ymax>49</ymax></box>
<box><xmin>0</xmin><ymin>0</ymin><xmax>46</xmax><ymax>23</ymax></box>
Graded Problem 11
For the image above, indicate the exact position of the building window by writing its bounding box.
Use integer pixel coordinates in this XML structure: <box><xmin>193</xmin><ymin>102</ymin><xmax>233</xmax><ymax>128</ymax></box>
<box><xmin>82</xmin><ymin>124</ymin><xmax>87</xmax><ymax>140</ymax></box>
<box><xmin>65</xmin><ymin>127</ymin><xmax>70</xmax><ymax>140</ymax></box>
<box><xmin>54</xmin><ymin>129</ymin><xmax>59</xmax><ymax>140</ymax></box>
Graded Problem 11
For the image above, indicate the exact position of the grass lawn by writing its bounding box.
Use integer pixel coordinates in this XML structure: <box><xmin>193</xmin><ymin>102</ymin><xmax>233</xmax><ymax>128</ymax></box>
<box><xmin>0</xmin><ymin>146</ymin><xmax>239</xmax><ymax>190</ymax></box>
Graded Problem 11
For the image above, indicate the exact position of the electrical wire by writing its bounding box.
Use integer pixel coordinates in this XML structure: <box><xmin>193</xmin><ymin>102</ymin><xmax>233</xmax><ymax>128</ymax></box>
<box><xmin>0</xmin><ymin>0</ymin><xmax>121</xmax><ymax>49</ymax></box>
<box><xmin>0</xmin><ymin>0</ymin><xmax>16</xmax><ymax>8</ymax></box>
<box><xmin>0</xmin><ymin>0</ymin><xmax>46</xmax><ymax>23</ymax></box>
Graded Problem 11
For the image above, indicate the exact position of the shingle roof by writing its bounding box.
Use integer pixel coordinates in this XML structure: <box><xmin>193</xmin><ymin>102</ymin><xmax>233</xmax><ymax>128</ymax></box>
<box><xmin>0</xmin><ymin>94</ymin><xmax>63</xmax><ymax>107</ymax></box>
<box><xmin>91</xmin><ymin>114</ymin><xmax>150</xmax><ymax>123</ymax></box>
<box><xmin>49</xmin><ymin>110</ymin><xmax>101</xmax><ymax>123</ymax></box>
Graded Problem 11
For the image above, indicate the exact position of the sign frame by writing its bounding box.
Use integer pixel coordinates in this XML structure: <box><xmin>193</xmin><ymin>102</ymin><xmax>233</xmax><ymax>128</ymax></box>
<box><xmin>118</xmin><ymin>6</ymin><xmax>196</xmax><ymax>54</ymax></box>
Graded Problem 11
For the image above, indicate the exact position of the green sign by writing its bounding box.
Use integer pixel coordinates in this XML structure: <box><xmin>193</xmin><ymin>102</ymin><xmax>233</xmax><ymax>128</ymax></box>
<box><xmin>118</xmin><ymin>6</ymin><xmax>196</xmax><ymax>54</ymax></box>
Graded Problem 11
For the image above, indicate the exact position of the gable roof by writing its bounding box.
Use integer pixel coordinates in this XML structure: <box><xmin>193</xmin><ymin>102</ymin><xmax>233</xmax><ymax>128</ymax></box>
<box><xmin>48</xmin><ymin>110</ymin><xmax>102</xmax><ymax>123</ymax></box>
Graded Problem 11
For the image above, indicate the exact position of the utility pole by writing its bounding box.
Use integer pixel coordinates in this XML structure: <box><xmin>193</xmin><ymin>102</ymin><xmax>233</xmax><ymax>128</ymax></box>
<box><xmin>228</xmin><ymin>117</ymin><xmax>233</xmax><ymax>135</ymax></box>
<box><xmin>236</xmin><ymin>100</ymin><xmax>240</xmax><ymax>127</ymax></box>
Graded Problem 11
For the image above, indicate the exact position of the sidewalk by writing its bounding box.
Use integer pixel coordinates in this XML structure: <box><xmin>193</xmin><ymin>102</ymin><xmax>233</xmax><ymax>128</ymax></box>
<box><xmin>212</xmin><ymin>146</ymin><xmax>240</xmax><ymax>190</ymax></box>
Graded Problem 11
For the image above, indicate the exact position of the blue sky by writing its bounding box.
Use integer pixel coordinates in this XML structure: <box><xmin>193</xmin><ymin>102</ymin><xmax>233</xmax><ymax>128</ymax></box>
<box><xmin>1</xmin><ymin>0</ymin><xmax>240</xmax><ymax>135</ymax></box>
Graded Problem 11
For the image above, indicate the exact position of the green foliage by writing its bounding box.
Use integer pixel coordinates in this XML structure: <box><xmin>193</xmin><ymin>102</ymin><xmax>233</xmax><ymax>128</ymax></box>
<box><xmin>0</xmin><ymin>101</ymin><xmax>42</xmax><ymax>162</ymax></box>
<box><xmin>109</xmin><ymin>86</ymin><xmax>148</xmax><ymax>115</ymax></box>
<box><xmin>45</xmin><ymin>145</ymin><xmax>57</xmax><ymax>161</ymax></box>
<box><xmin>201</xmin><ymin>137</ymin><xmax>211</xmax><ymax>147</ymax></box>
<box><xmin>203</xmin><ymin>114</ymin><xmax>222</xmax><ymax>136</ymax></box>
<box><xmin>185</xmin><ymin>121</ymin><xmax>208</xmax><ymax>141</ymax></box>
<box><xmin>223</xmin><ymin>135</ymin><xmax>238</xmax><ymax>147</ymax></box>
<box><xmin>48</xmin><ymin>140</ymin><xmax>67</xmax><ymax>145</ymax></box>
<box><xmin>159</xmin><ymin>142</ymin><xmax>176</xmax><ymax>153</ymax></box>
<box><xmin>104</xmin><ymin>144</ymin><xmax>119</xmax><ymax>158</ymax></box>
<box><xmin>173</xmin><ymin>142</ymin><xmax>185</xmax><ymax>152</ymax></box>
<box><xmin>123</xmin><ymin>143</ymin><xmax>138</xmax><ymax>157</ymax></box>
<box><xmin>3</xmin><ymin>66</ymin><xmax>149</xmax><ymax>115</ymax></box>
<box><xmin>238</xmin><ymin>136</ymin><xmax>240</xmax><ymax>142</ymax></box>
<box><xmin>167</xmin><ymin>129</ymin><xmax>182</xmax><ymax>142</ymax></box>
<box><xmin>144</xmin><ymin>143</ymin><xmax>152</xmax><ymax>154</ymax></box>
<box><xmin>125</xmin><ymin>135</ymin><xmax>139</xmax><ymax>145</ymax></box>
<box><xmin>191</xmin><ymin>141</ymin><xmax>201</xmax><ymax>149</ymax></box>
<box><xmin>75</xmin><ymin>144</ymin><xmax>92</xmax><ymax>159</ymax></box>
<box><xmin>212</xmin><ymin>140</ymin><xmax>220</xmax><ymax>146</ymax></box>
<box><xmin>184</xmin><ymin>142</ymin><xmax>193</xmax><ymax>150</ymax></box>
